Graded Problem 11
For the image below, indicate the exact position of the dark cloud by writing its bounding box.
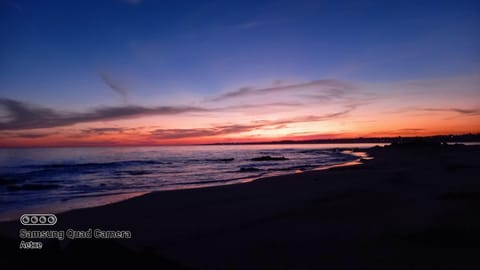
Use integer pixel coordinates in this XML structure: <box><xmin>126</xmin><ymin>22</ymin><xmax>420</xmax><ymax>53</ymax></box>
<box><xmin>209</xmin><ymin>79</ymin><xmax>353</xmax><ymax>102</ymax></box>
<box><xmin>80</xmin><ymin>127</ymin><xmax>128</xmax><ymax>135</ymax></box>
<box><xmin>1</xmin><ymin>96</ymin><xmax>355</xmax><ymax>131</ymax></box>
<box><xmin>0</xmin><ymin>131</ymin><xmax>57</xmax><ymax>139</ymax></box>
<box><xmin>420</xmin><ymin>107</ymin><xmax>480</xmax><ymax>115</ymax></box>
<box><xmin>15</xmin><ymin>133</ymin><xmax>50</xmax><ymax>139</ymax></box>
<box><xmin>388</xmin><ymin>106</ymin><xmax>480</xmax><ymax>116</ymax></box>
<box><xmin>100</xmin><ymin>71</ymin><xmax>128</xmax><ymax>102</ymax></box>
<box><xmin>0</xmin><ymin>86</ymin><xmax>362</xmax><ymax>132</ymax></box>
<box><xmin>0</xmin><ymin>98</ymin><xmax>209</xmax><ymax>130</ymax></box>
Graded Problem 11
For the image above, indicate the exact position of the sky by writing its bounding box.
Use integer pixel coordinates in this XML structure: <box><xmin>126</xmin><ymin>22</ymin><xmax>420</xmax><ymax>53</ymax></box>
<box><xmin>0</xmin><ymin>0</ymin><xmax>479</xmax><ymax>147</ymax></box>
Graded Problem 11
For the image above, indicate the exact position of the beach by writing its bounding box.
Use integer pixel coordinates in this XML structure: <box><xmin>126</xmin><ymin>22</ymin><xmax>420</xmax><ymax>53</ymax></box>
<box><xmin>1</xmin><ymin>144</ymin><xmax>480</xmax><ymax>269</ymax></box>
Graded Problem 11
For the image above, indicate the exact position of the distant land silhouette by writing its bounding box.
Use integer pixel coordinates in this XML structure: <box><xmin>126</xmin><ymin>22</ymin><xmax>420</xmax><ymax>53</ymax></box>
<box><xmin>208</xmin><ymin>133</ymin><xmax>480</xmax><ymax>145</ymax></box>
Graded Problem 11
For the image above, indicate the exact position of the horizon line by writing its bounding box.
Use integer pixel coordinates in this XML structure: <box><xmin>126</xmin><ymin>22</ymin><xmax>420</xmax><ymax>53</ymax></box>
<box><xmin>1</xmin><ymin>133</ymin><xmax>479</xmax><ymax>148</ymax></box>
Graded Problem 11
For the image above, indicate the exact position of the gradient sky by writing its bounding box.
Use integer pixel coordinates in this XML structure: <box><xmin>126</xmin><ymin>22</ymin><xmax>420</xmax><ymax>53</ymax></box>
<box><xmin>0</xmin><ymin>0</ymin><xmax>479</xmax><ymax>147</ymax></box>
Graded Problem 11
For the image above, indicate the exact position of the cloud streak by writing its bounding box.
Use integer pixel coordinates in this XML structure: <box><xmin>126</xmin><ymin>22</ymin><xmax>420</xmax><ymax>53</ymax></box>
<box><xmin>0</xmin><ymin>94</ymin><xmax>360</xmax><ymax>131</ymax></box>
<box><xmin>100</xmin><ymin>71</ymin><xmax>128</xmax><ymax>102</ymax></box>
<box><xmin>419</xmin><ymin>107</ymin><xmax>480</xmax><ymax>115</ymax></box>
<box><xmin>0</xmin><ymin>98</ymin><xmax>209</xmax><ymax>130</ymax></box>
<box><xmin>0</xmin><ymin>131</ymin><xmax>57</xmax><ymax>139</ymax></box>
<box><xmin>209</xmin><ymin>79</ymin><xmax>353</xmax><ymax>102</ymax></box>
<box><xmin>80</xmin><ymin>127</ymin><xmax>128</xmax><ymax>135</ymax></box>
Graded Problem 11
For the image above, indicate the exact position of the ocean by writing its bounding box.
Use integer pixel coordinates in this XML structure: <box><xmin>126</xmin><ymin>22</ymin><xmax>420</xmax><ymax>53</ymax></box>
<box><xmin>0</xmin><ymin>143</ymin><xmax>382</xmax><ymax>221</ymax></box>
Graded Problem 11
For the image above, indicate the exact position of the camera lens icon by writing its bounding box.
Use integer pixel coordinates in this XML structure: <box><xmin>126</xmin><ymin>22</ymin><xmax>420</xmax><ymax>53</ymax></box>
<box><xmin>30</xmin><ymin>216</ymin><xmax>38</xmax><ymax>224</ymax></box>
<box><xmin>39</xmin><ymin>216</ymin><xmax>47</xmax><ymax>224</ymax></box>
<box><xmin>20</xmin><ymin>214</ymin><xmax>57</xmax><ymax>226</ymax></box>
<box><xmin>21</xmin><ymin>215</ymin><xmax>30</xmax><ymax>224</ymax></box>
<box><xmin>47</xmin><ymin>215</ymin><xmax>57</xmax><ymax>224</ymax></box>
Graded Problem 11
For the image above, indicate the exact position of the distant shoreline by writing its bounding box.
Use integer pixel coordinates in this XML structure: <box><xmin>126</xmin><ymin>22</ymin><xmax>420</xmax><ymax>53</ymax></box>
<box><xmin>1</xmin><ymin>133</ymin><xmax>479</xmax><ymax>148</ymax></box>
<box><xmin>204</xmin><ymin>134</ymin><xmax>480</xmax><ymax>145</ymax></box>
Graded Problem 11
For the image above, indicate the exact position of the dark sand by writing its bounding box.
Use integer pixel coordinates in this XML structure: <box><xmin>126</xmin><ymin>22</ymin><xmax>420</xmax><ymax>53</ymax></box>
<box><xmin>1</xmin><ymin>144</ymin><xmax>480</xmax><ymax>269</ymax></box>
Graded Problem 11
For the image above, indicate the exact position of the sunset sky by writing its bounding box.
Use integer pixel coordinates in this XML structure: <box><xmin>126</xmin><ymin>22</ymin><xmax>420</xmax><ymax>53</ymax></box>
<box><xmin>0</xmin><ymin>0</ymin><xmax>479</xmax><ymax>147</ymax></box>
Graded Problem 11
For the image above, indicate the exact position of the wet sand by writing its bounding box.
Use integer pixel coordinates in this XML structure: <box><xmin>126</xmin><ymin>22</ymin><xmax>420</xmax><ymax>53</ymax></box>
<box><xmin>1</xmin><ymin>144</ymin><xmax>480</xmax><ymax>269</ymax></box>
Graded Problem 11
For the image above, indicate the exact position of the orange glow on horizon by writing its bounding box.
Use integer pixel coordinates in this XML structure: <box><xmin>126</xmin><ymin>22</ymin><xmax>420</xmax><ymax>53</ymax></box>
<box><xmin>2</xmin><ymin>124</ymin><xmax>478</xmax><ymax>148</ymax></box>
<box><xmin>1</xmin><ymin>74</ymin><xmax>479</xmax><ymax>147</ymax></box>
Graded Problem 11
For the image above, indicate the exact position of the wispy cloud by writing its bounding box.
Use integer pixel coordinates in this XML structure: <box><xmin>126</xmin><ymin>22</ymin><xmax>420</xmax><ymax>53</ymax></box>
<box><xmin>80</xmin><ymin>127</ymin><xmax>128</xmax><ymax>135</ymax></box>
<box><xmin>390</xmin><ymin>106</ymin><xmax>480</xmax><ymax>116</ymax></box>
<box><xmin>0</xmin><ymin>98</ymin><xmax>209</xmax><ymax>130</ymax></box>
<box><xmin>208</xmin><ymin>79</ymin><xmax>353</xmax><ymax>102</ymax></box>
<box><xmin>419</xmin><ymin>107</ymin><xmax>480</xmax><ymax>115</ymax></box>
<box><xmin>100</xmin><ymin>71</ymin><xmax>128</xmax><ymax>103</ymax></box>
<box><xmin>0</xmin><ymin>131</ymin><xmax>57</xmax><ymax>139</ymax></box>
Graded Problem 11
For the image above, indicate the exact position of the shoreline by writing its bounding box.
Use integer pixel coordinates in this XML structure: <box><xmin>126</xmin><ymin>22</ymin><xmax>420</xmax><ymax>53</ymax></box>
<box><xmin>2</xmin><ymin>144</ymin><xmax>480</xmax><ymax>269</ymax></box>
<box><xmin>0</xmin><ymin>148</ymin><xmax>368</xmax><ymax>222</ymax></box>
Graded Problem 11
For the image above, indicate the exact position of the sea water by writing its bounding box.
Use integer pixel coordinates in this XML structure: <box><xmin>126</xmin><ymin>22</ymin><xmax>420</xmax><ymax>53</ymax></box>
<box><xmin>0</xmin><ymin>143</ymin><xmax>382</xmax><ymax>220</ymax></box>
